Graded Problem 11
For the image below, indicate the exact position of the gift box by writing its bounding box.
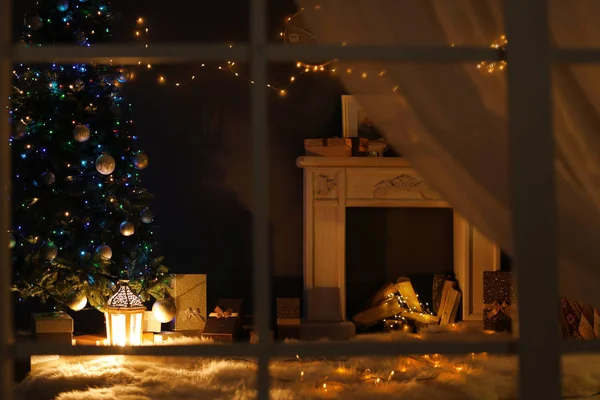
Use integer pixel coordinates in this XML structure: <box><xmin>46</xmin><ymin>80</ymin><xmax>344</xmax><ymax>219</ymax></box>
<box><xmin>277</xmin><ymin>298</ymin><xmax>300</xmax><ymax>323</ymax></box>
<box><xmin>483</xmin><ymin>271</ymin><xmax>515</xmax><ymax>332</ymax></box>
<box><xmin>560</xmin><ymin>298</ymin><xmax>598</xmax><ymax>340</ymax></box>
<box><xmin>304</xmin><ymin>138</ymin><xmax>368</xmax><ymax>157</ymax></box>
<box><xmin>169</xmin><ymin>274</ymin><xmax>207</xmax><ymax>332</ymax></box>
<box><xmin>32</xmin><ymin>311</ymin><xmax>74</xmax><ymax>345</ymax></box>
<box><xmin>143</xmin><ymin>311</ymin><xmax>162</xmax><ymax>333</ymax></box>
<box><xmin>202</xmin><ymin>299</ymin><xmax>244</xmax><ymax>342</ymax></box>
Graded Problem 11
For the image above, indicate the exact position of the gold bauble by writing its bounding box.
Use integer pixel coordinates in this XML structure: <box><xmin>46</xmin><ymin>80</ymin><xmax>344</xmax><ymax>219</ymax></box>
<box><xmin>95</xmin><ymin>153</ymin><xmax>116</xmax><ymax>175</ymax></box>
<box><xmin>95</xmin><ymin>244</ymin><xmax>112</xmax><ymax>260</ymax></box>
<box><xmin>140</xmin><ymin>208</ymin><xmax>154</xmax><ymax>224</ymax></box>
<box><xmin>65</xmin><ymin>291</ymin><xmax>87</xmax><ymax>311</ymax></box>
<box><xmin>119</xmin><ymin>221</ymin><xmax>135</xmax><ymax>236</ymax></box>
<box><xmin>8</xmin><ymin>235</ymin><xmax>16</xmax><ymax>249</ymax></box>
<box><xmin>152</xmin><ymin>298</ymin><xmax>177</xmax><ymax>323</ymax></box>
<box><xmin>132</xmin><ymin>153</ymin><xmax>149</xmax><ymax>170</ymax></box>
<box><xmin>73</xmin><ymin>124</ymin><xmax>91</xmax><ymax>142</ymax></box>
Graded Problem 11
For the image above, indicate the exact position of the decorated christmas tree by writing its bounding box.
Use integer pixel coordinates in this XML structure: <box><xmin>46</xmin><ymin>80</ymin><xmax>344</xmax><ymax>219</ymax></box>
<box><xmin>9</xmin><ymin>0</ymin><xmax>169</xmax><ymax>312</ymax></box>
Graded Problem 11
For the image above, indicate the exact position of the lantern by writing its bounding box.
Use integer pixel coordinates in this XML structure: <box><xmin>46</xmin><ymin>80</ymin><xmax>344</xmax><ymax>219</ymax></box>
<box><xmin>105</xmin><ymin>281</ymin><xmax>145</xmax><ymax>346</ymax></box>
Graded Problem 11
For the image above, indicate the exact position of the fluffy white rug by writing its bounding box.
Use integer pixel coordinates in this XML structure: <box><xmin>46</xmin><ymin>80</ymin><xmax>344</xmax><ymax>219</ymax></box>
<box><xmin>15</xmin><ymin>327</ymin><xmax>600</xmax><ymax>400</ymax></box>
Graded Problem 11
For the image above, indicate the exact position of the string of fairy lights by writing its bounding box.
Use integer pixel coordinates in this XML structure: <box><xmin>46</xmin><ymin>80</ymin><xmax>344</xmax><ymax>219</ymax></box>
<box><xmin>128</xmin><ymin>8</ymin><xmax>507</xmax><ymax>96</ymax></box>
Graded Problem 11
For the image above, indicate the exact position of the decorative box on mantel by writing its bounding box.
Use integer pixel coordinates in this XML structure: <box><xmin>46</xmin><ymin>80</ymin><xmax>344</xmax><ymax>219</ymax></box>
<box><xmin>483</xmin><ymin>271</ymin><xmax>515</xmax><ymax>332</ymax></box>
<box><xmin>32</xmin><ymin>311</ymin><xmax>74</xmax><ymax>344</ymax></box>
<box><xmin>169</xmin><ymin>274</ymin><xmax>207</xmax><ymax>332</ymax></box>
<box><xmin>304</xmin><ymin>138</ymin><xmax>368</xmax><ymax>157</ymax></box>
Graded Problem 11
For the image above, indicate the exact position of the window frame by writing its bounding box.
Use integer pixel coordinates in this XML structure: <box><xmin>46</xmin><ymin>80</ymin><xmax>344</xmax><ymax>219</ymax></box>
<box><xmin>0</xmin><ymin>1</ymin><xmax>595</xmax><ymax>399</ymax></box>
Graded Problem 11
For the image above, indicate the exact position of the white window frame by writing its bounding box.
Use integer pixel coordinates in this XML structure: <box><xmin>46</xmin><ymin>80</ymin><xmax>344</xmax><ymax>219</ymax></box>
<box><xmin>0</xmin><ymin>0</ymin><xmax>595</xmax><ymax>399</ymax></box>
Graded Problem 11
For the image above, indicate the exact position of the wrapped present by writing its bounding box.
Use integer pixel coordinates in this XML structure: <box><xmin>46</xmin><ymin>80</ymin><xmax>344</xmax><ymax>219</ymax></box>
<box><xmin>560</xmin><ymin>298</ymin><xmax>598</xmax><ymax>340</ymax></box>
<box><xmin>202</xmin><ymin>299</ymin><xmax>244</xmax><ymax>342</ymax></box>
<box><xmin>483</xmin><ymin>271</ymin><xmax>515</xmax><ymax>332</ymax></box>
<box><xmin>32</xmin><ymin>311</ymin><xmax>74</xmax><ymax>344</ymax></box>
<box><xmin>304</xmin><ymin>137</ymin><xmax>369</xmax><ymax>157</ymax></box>
<box><xmin>277</xmin><ymin>298</ymin><xmax>300</xmax><ymax>324</ymax></box>
<box><xmin>75</xmin><ymin>334</ymin><xmax>107</xmax><ymax>346</ymax></box>
<box><xmin>143</xmin><ymin>311</ymin><xmax>162</xmax><ymax>333</ymax></box>
<box><xmin>169</xmin><ymin>274</ymin><xmax>207</xmax><ymax>332</ymax></box>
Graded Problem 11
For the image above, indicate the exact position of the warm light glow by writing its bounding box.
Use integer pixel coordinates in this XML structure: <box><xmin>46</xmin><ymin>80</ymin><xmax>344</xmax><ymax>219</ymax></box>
<box><xmin>105</xmin><ymin>282</ymin><xmax>145</xmax><ymax>346</ymax></box>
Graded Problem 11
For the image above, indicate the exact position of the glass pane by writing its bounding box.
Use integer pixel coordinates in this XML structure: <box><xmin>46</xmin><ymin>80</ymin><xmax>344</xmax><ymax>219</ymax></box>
<box><xmin>11</xmin><ymin>0</ymin><xmax>251</xmax><ymax>45</ymax></box>
<box><xmin>550</xmin><ymin>0</ymin><xmax>600</xmax><ymax>48</ymax></box>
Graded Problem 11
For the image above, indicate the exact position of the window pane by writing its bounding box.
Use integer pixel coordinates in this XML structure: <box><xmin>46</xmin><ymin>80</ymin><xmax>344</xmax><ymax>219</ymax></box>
<box><xmin>550</xmin><ymin>0</ymin><xmax>600</xmax><ymax>48</ymax></box>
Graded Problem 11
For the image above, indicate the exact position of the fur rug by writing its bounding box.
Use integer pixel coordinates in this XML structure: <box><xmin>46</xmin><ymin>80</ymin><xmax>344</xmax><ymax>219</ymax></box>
<box><xmin>15</xmin><ymin>327</ymin><xmax>600</xmax><ymax>400</ymax></box>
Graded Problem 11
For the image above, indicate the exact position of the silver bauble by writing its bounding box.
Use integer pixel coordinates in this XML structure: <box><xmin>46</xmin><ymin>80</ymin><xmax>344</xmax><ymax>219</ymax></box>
<box><xmin>8</xmin><ymin>235</ymin><xmax>16</xmax><ymax>249</ymax></box>
<box><xmin>74</xmin><ymin>31</ymin><xmax>86</xmax><ymax>45</ymax></box>
<box><xmin>40</xmin><ymin>171</ymin><xmax>56</xmax><ymax>186</ymax></box>
<box><xmin>152</xmin><ymin>298</ymin><xmax>177</xmax><ymax>323</ymax></box>
<box><xmin>117</xmin><ymin>68</ymin><xmax>133</xmax><ymax>83</ymax></box>
<box><xmin>73</xmin><ymin>124</ymin><xmax>90</xmax><ymax>142</ymax></box>
<box><xmin>28</xmin><ymin>16</ymin><xmax>43</xmax><ymax>31</ymax></box>
<box><xmin>96</xmin><ymin>244</ymin><xmax>112</xmax><ymax>260</ymax></box>
<box><xmin>14</xmin><ymin>120</ymin><xmax>27</xmax><ymax>139</ymax></box>
<box><xmin>95</xmin><ymin>153</ymin><xmax>116</xmax><ymax>175</ymax></box>
<box><xmin>140</xmin><ymin>208</ymin><xmax>154</xmax><ymax>224</ymax></box>
<box><xmin>132</xmin><ymin>153</ymin><xmax>149</xmax><ymax>170</ymax></box>
<box><xmin>120</xmin><ymin>221</ymin><xmax>135</xmax><ymax>236</ymax></box>
<box><xmin>65</xmin><ymin>291</ymin><xmax>87</xmax><ymax>311</ymax></box>
<box><xmin>40</xmin><ymin>242</ymin><xmax>58</xmax><ymax>261</ymax></box>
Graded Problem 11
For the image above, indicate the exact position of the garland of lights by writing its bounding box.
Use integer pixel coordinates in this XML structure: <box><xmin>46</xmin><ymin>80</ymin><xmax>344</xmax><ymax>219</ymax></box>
<box><xmin>476</xmin><ymin>34</ymin><xmax>507</xmax><ymax>74</ymax></box>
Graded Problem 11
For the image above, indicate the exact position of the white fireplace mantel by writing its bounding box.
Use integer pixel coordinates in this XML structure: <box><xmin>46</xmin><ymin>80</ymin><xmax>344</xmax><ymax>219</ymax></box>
<box><xmin>297</xmin><ymin>156</ymin><xmax>499</xmax><ymax>340</ymax></box>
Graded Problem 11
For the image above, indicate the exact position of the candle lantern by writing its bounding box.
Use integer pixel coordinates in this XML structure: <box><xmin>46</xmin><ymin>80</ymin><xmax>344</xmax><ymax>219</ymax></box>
<box><xmin>105</xmin><ymin>281</ymin><xmax>145</xmax><ymax>346</ymax></box>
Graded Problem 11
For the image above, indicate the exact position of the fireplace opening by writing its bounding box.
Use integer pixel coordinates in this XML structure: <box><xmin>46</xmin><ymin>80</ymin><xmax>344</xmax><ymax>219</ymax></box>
<box><xmin>345</xmin><ymin>207</ymin><xmax>454</xmax><ymax>320</ymax></box>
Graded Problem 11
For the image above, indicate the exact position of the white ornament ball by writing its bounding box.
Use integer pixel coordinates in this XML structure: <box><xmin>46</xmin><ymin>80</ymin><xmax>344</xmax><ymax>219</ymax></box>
<box><xmin>73</xmin><ymin>124</ymin><xmax>90</xmax><ymax>142</ymax></box>
<box><xmin>152</xmin><ymin>298</ymin><xmax>176</xmax><ymax>323</ymax></box>
<box><xmin>95</xmin><ymin>153</ymin><xmax>116</xmax><ymax>175</ymax></box>
<box><xmin>96</xmin><ymin>244</ymin><xmax>112</xmax><ymax>260</ymax></box>
<box><xmin>120</xmin><ymin>221</ymin><xmax>135</xmax><ymax>236</ymax></box>
<box><xmin>40</xmin><ymin>171</ymin><xmax>56</xmax><ymax>186</ymax></box>
<box><xmin>140</xmin><ymin>208</ymin><xmax>154</xmax><ymax>224</ymax></box>
<box><xmin>65</xmin><ymin>291</ymin><xmax>87</xmax><ymax>311</ymax></box>
<box><xmin>40</xmin><ymin>242</ymin><xmax>58</xmax><ymax>261</ymax></box>
<box><xmin>132</xmin><ymin>153</ymin><xmax>149</xmax><ymax>170</ymax></box>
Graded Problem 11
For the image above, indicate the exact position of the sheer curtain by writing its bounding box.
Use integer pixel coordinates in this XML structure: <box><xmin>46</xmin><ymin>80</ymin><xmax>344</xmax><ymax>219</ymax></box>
<box><xmin>297</xmin><ymin>0</ymin><xmax>600</xmax><ymax>308</ymax></box>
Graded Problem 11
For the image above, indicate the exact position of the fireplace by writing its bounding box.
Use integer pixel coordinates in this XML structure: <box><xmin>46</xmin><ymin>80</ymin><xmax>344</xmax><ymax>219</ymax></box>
<box><xmin>297</xmin><ymin>156</ymin><xmax>499</xmax><ymax>340</ymax></box>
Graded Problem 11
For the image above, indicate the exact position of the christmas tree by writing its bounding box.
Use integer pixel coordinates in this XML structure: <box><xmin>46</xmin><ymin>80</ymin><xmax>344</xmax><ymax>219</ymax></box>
<box><xmin>9</xmin><ymin>0</ymin><xmax>169</xmax><ymax>312</ymax></box>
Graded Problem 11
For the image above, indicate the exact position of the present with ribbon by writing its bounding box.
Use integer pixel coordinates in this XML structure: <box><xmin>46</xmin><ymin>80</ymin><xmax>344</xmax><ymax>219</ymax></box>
<box><xmin>483</xmin><ymin>271</ymin><xmax>515</xmax><ymax>332</ymax></box>
<box><xmin>32</xmin><ymin>311</ymin><xmax>74</xmax><ymax>344</ymax></box>
<box><xmin>202</xmin><ymin>298</ymin><xmax>244</xmax><ymax>342</ymax></box>
<box><xmin>169</xmin><ymin>274</ymin><xmax>207</xmax><ymax>332</ymax></box>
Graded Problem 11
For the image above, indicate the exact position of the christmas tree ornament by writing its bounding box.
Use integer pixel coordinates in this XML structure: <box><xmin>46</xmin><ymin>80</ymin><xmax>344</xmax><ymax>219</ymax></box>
<box><xmin>132</xmin><ymin>153</ymin><xmax>149</xmax><ymax>170</ymax></box>
<box><xmin>28</xmin><ymin>16</ymin><xmax>43</xmax><ymax>31</ymax></box>
<box><xmin>152</xmin><ymin>298</ymin><xmax>177</xmax><ymax>323</ymax></box>
<box><xmin>96</xmin><ymin>244</ymin><xmax>112</xmax><ymax>260</ymax></box>
<box><xmin>14</xmin><ymin>120</ymin><xmax>27</xmax><ymax>139</ymax></box>
<box><xmin>74</xmin><ymin>31</ymin><xmax>86</xmax><ymax>45</ymax></box>
<box><xmin>40</xmin><ymin>171</ymin><xmax>56</xmax><ymax>186</ymax></box>
<box><xmin>73</xmin><ymin>124</ymin><xmax>90</xmax><ymax>142</ymax></box>
<box><xmin>56</xmin><ymin>0</ymin><xmax>69</xmax><ymax>12</ymax></box>
<box><xmin>140</xmin><ymin>208</ymin><xmax>154</xmax><ymax>224</ymax></box>
<box><xmin>73</xmin><ymin>80</ymin><xmax>84</xmax><ymax>91</ymax></box>
<box><xmin>26</xmin><ymin>235</ymin><xmax>39</xmax><ymax>244</ymax></box>
<box><xmin>8</xmin><ymin>235</ymin><xmax>16</xmax><ymax>249</ymax></box>
<box><xmin>117</xmin><ymin>68</ymin><xmax>133</xmax><ymax>83</ymax></box>
<box><xmin>119</xmin><ymin>221</ymin><xmax>135</xmax><ymax>236</ymax></box>
<box><xmin>39</xmin><ymin>242</ymin><xmax>58</xmax><ymax>261</ymax></box>
<box><xmin>65</xmin><ymin>291</ymin><xmax>87</xmax><ymax>311</ymax></box>
<box><xmin>95</xmin><ymin>153</ymin><xmax>116</xmax><ymax>175</ymax></box>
